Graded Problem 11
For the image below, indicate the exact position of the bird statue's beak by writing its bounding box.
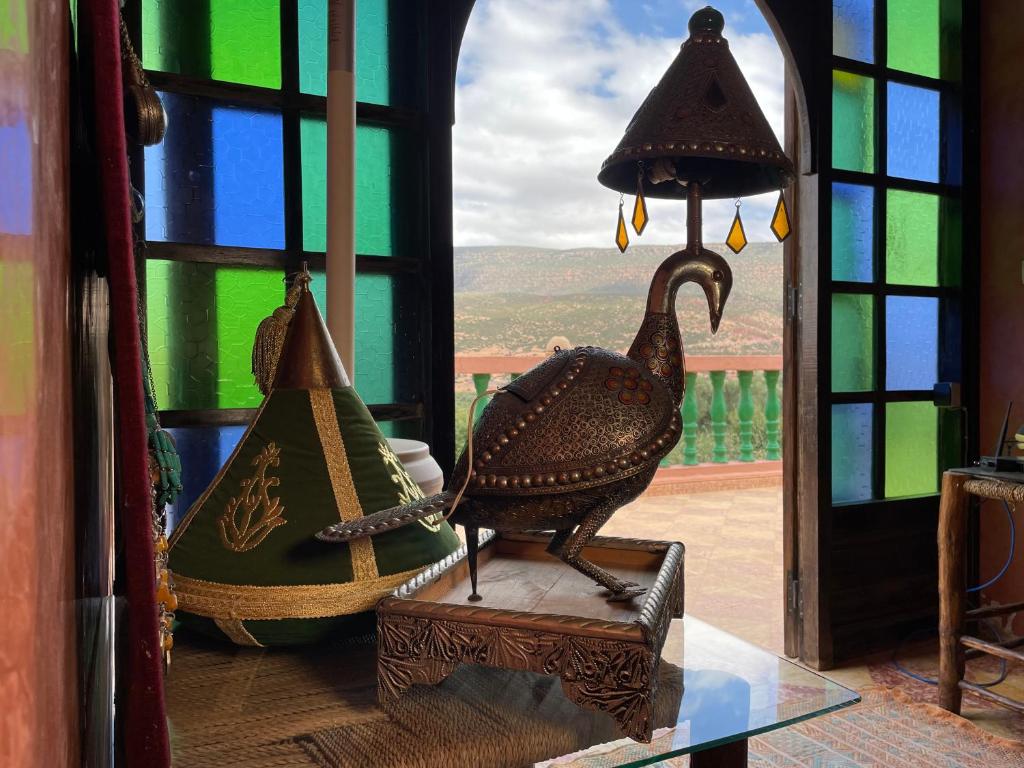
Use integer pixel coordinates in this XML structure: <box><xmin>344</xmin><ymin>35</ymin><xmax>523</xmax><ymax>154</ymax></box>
<box><xmin>710</xmin><ymin>311</ymin><xmax>722</xmax><ymax>335</ymax></box>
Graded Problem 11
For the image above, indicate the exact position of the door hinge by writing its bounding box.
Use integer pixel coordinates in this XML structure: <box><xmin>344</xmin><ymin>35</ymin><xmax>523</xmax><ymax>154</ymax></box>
<box><xmin>786</xmin><ymin>283</ymin><xmax>800</xmax><ymax>322</ymax></box>
<box><xmin>787</xmin><ymin>573</ymin><xmax>802</xmax><ymax>617</ymax></box>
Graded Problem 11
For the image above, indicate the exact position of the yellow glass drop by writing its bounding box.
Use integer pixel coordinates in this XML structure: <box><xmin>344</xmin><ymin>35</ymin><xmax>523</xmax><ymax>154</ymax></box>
<box><xmin>615</xmin><ymin>203</ymin><xmax>629</xmax><ymax>252</ymax></box>
<box><xmin>771</xmin><ymin>192</ymin><xmax>792</xmax><ymax>241</ymax></box>
<box><xmin>631</xmin><ymin>194</ymin><xmax>648</xmax><ymax>235</ymax></box>
<box><xmin>726</xmin><ymin>210</ymin><xmax>747</xmax><ymax>253</ymax></box>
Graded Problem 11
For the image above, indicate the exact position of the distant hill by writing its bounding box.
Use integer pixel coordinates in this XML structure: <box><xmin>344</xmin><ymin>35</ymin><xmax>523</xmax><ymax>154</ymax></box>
<box><xmin>454</xmin><ymin>243</ymin><xmax>783</xmax><ymax>356</ymax></box>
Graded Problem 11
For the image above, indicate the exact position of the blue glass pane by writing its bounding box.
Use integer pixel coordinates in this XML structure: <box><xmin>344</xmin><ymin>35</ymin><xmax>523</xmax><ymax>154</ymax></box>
<box><xmin>886</xmin><ymin>296</ymin><xmax>938</xmax><ymax>391</ymax></box>
<box><xmin>833</xmin><ymin>0</ymin><xmax>874</xmax><ymax>62</ymax></box>
<box><xmin>166</xmin><ymin>425</ymin><xmax>245</xmax><ymax>532</ymax></box>
<box><xmin>831</xmin><ymin>183</ymin><xmax>874</xmax><ymax>282</ymax></box>
<box><xmin>144</xmin><ymin>92</ymin><xmax>284</xmax><ymax>248</ymax></box>
<box><xmin>0</xmin><ymin>120</ymin><xmax>32</xmax><ymax>235</ymax></box>
<box><xmin>887</xmin><ymin>83</ymin><xmax>940</xmax><ymax>183</ymax></box>
<box><xmin>832</xmin><ymin>404</ymin><xmax>873</xmax><ymax>503</ymax></box>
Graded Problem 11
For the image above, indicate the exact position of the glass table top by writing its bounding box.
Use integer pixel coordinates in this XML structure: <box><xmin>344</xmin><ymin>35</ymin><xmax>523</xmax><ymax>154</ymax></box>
<box><xmin>165</xmin><ymin>615</ymin><xmax>860</xmax><ymax>767</ymax></box>
<box><xmin>546</xmin><ymin>616</ymin><xmax>861</xmax><ymax>767</ymax></box>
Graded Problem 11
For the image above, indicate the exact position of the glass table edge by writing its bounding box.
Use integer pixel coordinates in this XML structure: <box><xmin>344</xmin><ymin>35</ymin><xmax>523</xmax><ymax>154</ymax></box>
<box><xmin>610</xmin><ymin>693</ymin><xmax>862</xmax><ymax>768</ymax></box>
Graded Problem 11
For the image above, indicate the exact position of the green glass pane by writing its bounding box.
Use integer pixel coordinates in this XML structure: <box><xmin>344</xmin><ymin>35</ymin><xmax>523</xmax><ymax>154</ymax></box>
<box><xmin>357</xmin><ymin>0</ymin><xmax>390</xmax><ymax>105</ymax></box>
<box><xmin>885</xmin><ymin>401</ymin><xmax>938</xmax><ymax>497</ymax></box>
<box><xmin>832</xmin><ymin>71</ymin><xmax>874</xmax><ymax>172</ymax></box>
<box><xmin>303</xmin><ymin>122</ymin><xmax>393</xmax><ymax>255</ymax></box>
<box><xmin>831</xmin><ymin>294</ymin><xmax>874</xmax><ymax>392</ymax></box>
<box><xmin>301</xmin><ymin>116</ymin><xmax>327</xmax><ymax>251</ymax></box>
<box><xmin>298</xmin><ymin>0</ymin><xmax>327</xmax><ymax>96</ymax></box>
<box><xmin>356</xmin><ymin>126</ymin><xmax>394</xmax><ymax>256</ymax></box>
<box><xmin>142</xmin><ymin>0</ymin><xmax>281</xmax><ymax>88</ymax></box>
<box><xmin>888</xmin><ymin>0</ymin><xmax>940</xmax><ymax>78</ymax></box>
<box><xmin>309</xmin><ymin>271</ymin><xmax>395</xmax><ymax>405</ymax></box>
<box><xmin>886</xmin><ymin>190</ymin><xmax>939</xmax><ymax>286</ymax></box>
<box><xmin>146</xmin><ymin>261</ymin><xmax>284</xmax><ymax>410</ymax></box>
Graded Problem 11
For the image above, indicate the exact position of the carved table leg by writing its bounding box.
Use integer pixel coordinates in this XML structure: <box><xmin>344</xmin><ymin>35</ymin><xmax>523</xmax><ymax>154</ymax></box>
<box><xmin>938</xmin><ymin>471</ymin><xmax>968</xmax><ymax>714</ymax></box>
<box><xmin>690</xmin><ymin>738</ymin><xmax>747</xmax><ymax>767</ymax></box>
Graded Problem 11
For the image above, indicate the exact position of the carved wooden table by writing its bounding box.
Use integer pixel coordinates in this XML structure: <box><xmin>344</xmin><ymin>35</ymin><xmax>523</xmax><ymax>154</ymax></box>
<box><xmin>939</xmin><ymin>468</ymin><xmax>1024</xmax><ymax>715</ymax></box>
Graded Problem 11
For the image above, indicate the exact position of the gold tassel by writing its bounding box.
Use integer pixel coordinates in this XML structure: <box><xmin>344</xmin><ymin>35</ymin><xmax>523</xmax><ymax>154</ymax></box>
<box><xmin>252</xmin><ymin>270</ymin><xmax>311</xmax><ymax>395</ymax></box>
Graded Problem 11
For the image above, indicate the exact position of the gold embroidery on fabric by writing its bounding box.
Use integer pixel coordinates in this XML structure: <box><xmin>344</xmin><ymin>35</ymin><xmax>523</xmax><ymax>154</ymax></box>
<box><xmin>309</xmin><ymin>389</ymin><xmax>379</xmax><ymax>580</ymax></box>
<box><xmin>217</xmin><ymin>443</ymin><xmax>287</xmax><ymax>552</ymax></box>
<box><xmin>214</xmin><ymin>618</ymin><xmax>264</xmax><ymax>647</ymax></box>
<box><xmin>170</xmin><ymin>396</ymin><xmax>273</xmax><ymax>549</ymax></box>
<box><xmin>174</xmin><ymin>569</ymin><xmax>422</xmax><ymax>620</ymax></box>
<box><xmin>377</xmin><ymin>441</ymin><xmax>443</xmax><ymax>533</ymax></box>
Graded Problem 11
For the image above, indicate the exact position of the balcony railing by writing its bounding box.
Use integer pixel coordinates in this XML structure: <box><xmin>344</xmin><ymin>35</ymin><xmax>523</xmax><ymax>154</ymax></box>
<box><xmin>455</xmin><ymin>354</ymin><xmax>783</xmax><ymax>477</ymax></box>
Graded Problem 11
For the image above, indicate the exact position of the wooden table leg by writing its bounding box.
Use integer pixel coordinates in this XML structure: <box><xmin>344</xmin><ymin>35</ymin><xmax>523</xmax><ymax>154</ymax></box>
<box><xmin>938</xmin><ymin>471</ymin><xmax>968</xmax><ymax>714</ymax></box>
<box><xmin>690</xmin><ymin>738</ymin><xmax>748</xmax><ymax>767</ymax></box>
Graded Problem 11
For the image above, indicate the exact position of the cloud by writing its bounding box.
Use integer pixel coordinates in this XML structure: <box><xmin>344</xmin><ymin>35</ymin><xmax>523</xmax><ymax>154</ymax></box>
<box><xmin>452</xmin><ymin>0</ymin><xmax>785</xmax><ymax>249</ymax></box>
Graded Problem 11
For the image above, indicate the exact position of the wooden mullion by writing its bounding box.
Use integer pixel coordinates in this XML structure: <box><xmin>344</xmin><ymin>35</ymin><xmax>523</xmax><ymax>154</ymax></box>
<box><xmin>830</xmin><ymin>168</ymin><xmax>959</xmax><ymax>198</ymax></box>
<box><xmin>144</xmin><ymin>241</ymin><xmax>422</xmax><ymax>275</ymax></box>
<box><xmin>160</xmin><ymin>403</ymin><xmax>423</xmax><ymax>428</ymax></box>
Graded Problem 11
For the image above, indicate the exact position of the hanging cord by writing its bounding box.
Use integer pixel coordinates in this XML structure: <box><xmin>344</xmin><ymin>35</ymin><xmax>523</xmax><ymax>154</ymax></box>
<box><xmin>440</xmin><ymin>387</ymin><xmax>501</xmax><ymax>524</ymax></box>
<box><xmin>893</xmin><ymin>499</ymin><xmax>1017</xmax><ymax>687</ymax></box>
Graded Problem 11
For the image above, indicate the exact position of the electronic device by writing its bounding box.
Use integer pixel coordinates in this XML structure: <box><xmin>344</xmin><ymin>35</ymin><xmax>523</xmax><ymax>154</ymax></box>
<box><xmin>979</xmin><ymin>401</ymin><xmax>1024</xmax><ymax>472</ymax></box>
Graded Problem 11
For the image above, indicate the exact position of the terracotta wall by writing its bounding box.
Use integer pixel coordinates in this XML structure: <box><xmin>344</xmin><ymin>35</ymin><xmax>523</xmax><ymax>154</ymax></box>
<box><xmin>0</xmin><ymin>0</ymin><xmax>78</xmax><ymax>765</ymax></box>
<box><xmin>978</xmin><ymin>1</ymin><xmax>1024</xmax><ymax>634</ymax></box>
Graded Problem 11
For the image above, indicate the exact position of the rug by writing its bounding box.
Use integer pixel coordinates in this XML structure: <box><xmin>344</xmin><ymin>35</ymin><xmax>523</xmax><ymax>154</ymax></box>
<box><xmin>549</xmin><ymin>687</ymin><xmax>1024</xmax><ymax>768</ymax></box>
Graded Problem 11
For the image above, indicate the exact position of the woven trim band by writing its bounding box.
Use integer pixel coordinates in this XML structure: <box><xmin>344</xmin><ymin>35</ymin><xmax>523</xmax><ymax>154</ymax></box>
<box><xmin>173</xmin><ymin>569</ymin><xmax>422</xmax><ymax>621</ymax></box>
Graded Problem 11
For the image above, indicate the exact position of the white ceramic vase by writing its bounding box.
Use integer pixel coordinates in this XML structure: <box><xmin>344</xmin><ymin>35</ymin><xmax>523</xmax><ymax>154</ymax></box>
<box><xmin>385</xmin><ymin>438</ymin><xmax>444</xmax><ymax>496</ymax></box>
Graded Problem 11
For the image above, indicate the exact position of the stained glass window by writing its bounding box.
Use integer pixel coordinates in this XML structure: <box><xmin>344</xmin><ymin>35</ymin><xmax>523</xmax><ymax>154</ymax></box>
<box><xmin>145</xmin><ymin>93</ymin><xmax>285</xmax><ymax>249</ymax></box>
<box><xmin>142</xmin><ymin>0</ymin><xmax>281</xmax><ymax>88</ymax></box>
<box><xmin>831</xmin><ymin>183</ymin><xmax>873</xmax><ymax>282</ymax></box>
<box><xmin>832</xmin><ymin>404</ymin><xmax>873</xmax><ymax>503</ymax></box>
<box><xmin>298</xmin><ymin>0</ymin><xmax>327</xmax><ymax>96</ymax></box>
<box><xmin>832</xmin><ymin>0</ymin><xmax>873</xmax><ymax>63</ymax></box>
<box><xmin>832</xmin><ymin>71</ymin><xmax>874</xmax><ymax>173</ymax></box>
<box><xmin>887</xmin><ymin>83</ymin><xmax>940</xmax><ymax>183</ymax></box>
<box><xmin>300</xmin><ymin>116</ymin><xmax>327</xmax><ymax>251</ymax></box>
<box><xmin>829</xmin><ymin>1</ymin><xmax>960</xmax><ymax>505</ymax></box>
<box><xmin>831</xmin><ymin>294</ymin><xmax>875</xmax><ymax>392</ymax></box>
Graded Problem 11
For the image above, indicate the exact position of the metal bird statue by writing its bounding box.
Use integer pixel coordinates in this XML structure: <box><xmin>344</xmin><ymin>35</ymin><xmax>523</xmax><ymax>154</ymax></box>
<box><xmin>317</xmin><ymin>224</ymin><xmax>731</xmax><ymax>602</ymax></box>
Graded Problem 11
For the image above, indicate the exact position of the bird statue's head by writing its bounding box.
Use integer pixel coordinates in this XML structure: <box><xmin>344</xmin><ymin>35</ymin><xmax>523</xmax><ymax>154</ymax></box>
<box><xmin>691</xmin><ymin>249</ymin><xmax>732</xmax><ymax>334</ymax></box>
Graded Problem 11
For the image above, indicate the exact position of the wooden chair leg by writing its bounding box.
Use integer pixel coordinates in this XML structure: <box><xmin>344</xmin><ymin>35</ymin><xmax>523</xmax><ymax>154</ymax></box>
<box><xmin>938</xmin><ymin>472</ymin><xmax>968</xmax><ymax>714</ymax></box>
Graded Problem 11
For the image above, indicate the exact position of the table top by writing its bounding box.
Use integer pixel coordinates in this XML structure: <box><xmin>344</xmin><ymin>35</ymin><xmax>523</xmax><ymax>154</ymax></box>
<box><xmin>166</xmin><ymin>615</ymin><xmax>859</xmax><ymax>767</ymax></box>
<box><xmin>551</xmin><ymin>616</ymin><xmax>860</xmax><ymax>767</ymax></box>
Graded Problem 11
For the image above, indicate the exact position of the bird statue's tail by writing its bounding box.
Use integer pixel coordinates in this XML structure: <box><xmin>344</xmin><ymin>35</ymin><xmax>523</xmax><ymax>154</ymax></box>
<box><xmin>316</xmin><ymin>491</ymin><xmax>456</xmax><ymax>542</ymax></box>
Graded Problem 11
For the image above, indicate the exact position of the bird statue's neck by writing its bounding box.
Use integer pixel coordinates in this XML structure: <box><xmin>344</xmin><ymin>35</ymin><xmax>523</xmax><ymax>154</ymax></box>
<box><xmin>626</xmin><ymin>253</ymin><xmax>689</xmax><ymax>407</ymax></box>
<box><xmin>626</xmin><ymin>183</ymin><xmax>707</xmax><ymax>408</ymax></box>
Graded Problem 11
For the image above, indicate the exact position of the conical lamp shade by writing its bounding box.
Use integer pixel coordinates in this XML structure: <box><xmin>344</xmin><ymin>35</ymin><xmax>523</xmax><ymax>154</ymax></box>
<box><xmin>598</xmin><ymin>6</ymin><xmax>794</xmax><ymax>200</ymax></box>
<box><xmin>168</xmin><ymin>284</ymin><xmax>461</xmax><ymax>646</ymax></box>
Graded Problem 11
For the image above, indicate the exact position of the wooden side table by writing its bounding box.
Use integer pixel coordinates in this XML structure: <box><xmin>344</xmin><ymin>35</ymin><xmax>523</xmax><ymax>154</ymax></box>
<box><xmin>938</xmin><ymin>468</ymin><xmax>1024</xmax><ymax>714</ymax></box>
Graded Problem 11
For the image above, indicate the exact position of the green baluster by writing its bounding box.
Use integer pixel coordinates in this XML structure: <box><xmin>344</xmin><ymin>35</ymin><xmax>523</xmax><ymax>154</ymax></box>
<box><xmin>710</xmin><ymin>370</ymin><xmax>728</xmax><ymax>463</ymax></box>
<box><xmin>682</xmin><ymin>371</ymin><xmax>699</xmax><ymax>465</ymax></box>
<box><xmin>765</xmin><ymin>369</ymin><xmax>781</xmax><ymax>460</ymax></box>
<box><xmin>472</xmin><ymin>373</ymin><xmax>492</xmax><ymax>422</ymax></box>
<box><xmin>737</xmin><ymin>370</ymin><xmax>754</xmax><ymax>462</ymax></box>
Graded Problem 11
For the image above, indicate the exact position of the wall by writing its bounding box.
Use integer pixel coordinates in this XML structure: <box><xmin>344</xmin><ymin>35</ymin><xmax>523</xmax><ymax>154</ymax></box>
<box><xmin>978</xmin><ymin>0</ymin><xmax>1024</xmax><ymax>634</ymax></box>
<box><xmin>0</xmin><ymin>0</ymin><xmax>78</xmax><ymax>765</ymax></box>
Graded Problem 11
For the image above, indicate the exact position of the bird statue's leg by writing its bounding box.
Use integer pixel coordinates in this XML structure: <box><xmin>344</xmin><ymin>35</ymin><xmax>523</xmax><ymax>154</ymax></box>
<box><xmin>553</xmin><ymin>504</ymin><xmax>646</xmax><ymax>602</ymax></box>
<box><xmin>465</xmin><ymin>526</ymin><xmax>482</xmax><ymax>602</ymax></box>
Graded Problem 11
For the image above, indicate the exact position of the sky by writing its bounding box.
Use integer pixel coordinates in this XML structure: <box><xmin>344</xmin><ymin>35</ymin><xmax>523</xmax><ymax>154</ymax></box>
<box><xmin>452</xmin><ymin>0</ymin><xmax>785</xmax><ymax>249</ymax></box>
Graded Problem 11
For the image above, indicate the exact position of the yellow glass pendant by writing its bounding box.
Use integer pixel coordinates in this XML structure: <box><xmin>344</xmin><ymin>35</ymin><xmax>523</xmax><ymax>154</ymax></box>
<box><xmin>771</xmin><ymin>191</ymin><xmax>792</xmax><ymax>241</ymax></box>
<box><xmin>726</xmin><ymin>201</ymin><xmax>747</xmax><ymax>254</ymax></box>
<box><xmin>615</xmin><ymin>198</ymin><xmax>629</xmax><ymax>252</ymax></box>
<box><xmin>632</xmin><ymin>168</ymin><xmax>649</xmax><ymax>235</ymax></box>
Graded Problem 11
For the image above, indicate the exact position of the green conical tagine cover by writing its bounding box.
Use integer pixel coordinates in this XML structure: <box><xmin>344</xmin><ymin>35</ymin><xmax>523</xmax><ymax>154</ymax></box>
<box><xmin>169</xmin><ymin>276</ymin><xmax>461</xmax><ymax>646</ymax></box>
